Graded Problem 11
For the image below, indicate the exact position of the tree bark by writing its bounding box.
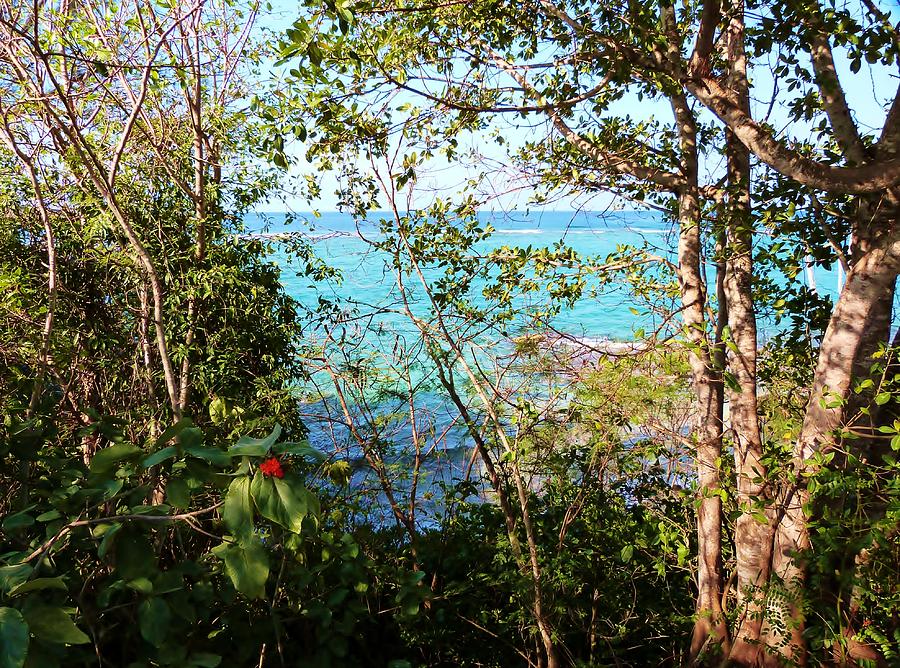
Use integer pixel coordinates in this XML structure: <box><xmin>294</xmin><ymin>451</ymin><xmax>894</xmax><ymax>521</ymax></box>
<box><xmin>723</xmin><ymin>130</ymin><xmax>775</xmax><ymax>665</ymax></box>
<box><xmin>772</xmin><ymin>227</ymin><xmax>900</xmax><ymax>666</ymax></box>
<box><xmin>670</xmin><ymin>95</ymin><xmax>730</xmax><ymax>661</ymax></box>
<box><xmin>178</xmin><ymin>10</ymin><xmax>207</xmax><ymax>412</ymax></box>
<box><xmin>716</xmin><ymin>5</ymin><xmax>778</xmax><ymax>663</ymax></box>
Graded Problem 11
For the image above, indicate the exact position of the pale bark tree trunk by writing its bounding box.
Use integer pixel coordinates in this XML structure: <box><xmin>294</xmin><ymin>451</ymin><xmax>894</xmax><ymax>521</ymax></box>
<box><xmin>846</xmin><ymin>198</ymin><xmax>898</xmax><ymax>436</ymax></box>
<box><xmin>721</xmin><ymin>4</ymin><xmax>777</xmax><ymax>664</ymax></box>
<box><xmin>723</xmin><ymin>129</ymin><xmax>775</xmax><ymax>665</ymax></box>
<box><xmin>670</xmin><ymin>95</ymin><xmax>730</xmax><ymax>661</ymax></box>
<box><xmin>772</xmin><ymin>228</ymin><xmax>900</xmax><ymax>666</ymax></box>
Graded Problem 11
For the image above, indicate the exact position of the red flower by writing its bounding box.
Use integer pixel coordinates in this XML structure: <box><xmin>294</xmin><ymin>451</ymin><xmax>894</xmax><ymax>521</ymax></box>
<box><xmin>259</xmin><ymin>457</ymin><xmax>284</xmax><ymax>479</ymax></box>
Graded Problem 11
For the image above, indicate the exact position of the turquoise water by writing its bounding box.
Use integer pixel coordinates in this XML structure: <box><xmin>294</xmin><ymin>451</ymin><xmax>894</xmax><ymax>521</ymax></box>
<box><xmin>245</xmin><ymin>209</ymin><xmax>839</xmax><ymax>341</ymax></box>
<box><xmin>243</xmin><ymin>209</ymin><xmax>841</xmax><ymax>516</ymax></box>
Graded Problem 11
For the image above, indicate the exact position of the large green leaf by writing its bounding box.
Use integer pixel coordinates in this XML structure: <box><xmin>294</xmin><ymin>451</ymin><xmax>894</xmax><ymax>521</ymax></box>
<box><xmin>94</xmin><ymin>523</ymin><xmax>121</xmax><ymax>559</ymax></box>
<box><xmin>272</xmin><ymin>440</ymin><xmax>325</xmax><ymax>462</ymax></box>
<box><xmin>208</xmin><ymin>397</ymin><xmax>228</xmax><ymax>425</ymax></box>
<box><xmin>142</xmin><ymin>445</ymin><xmax>178</xmax><ymax>469</ymax></box>
<box><xmin>115</xmin><ymin>534</ymin><xmax>157</xmax><ymax>580</ymax></box>
<box><xmin>165</xmin><ymin>478</ymin><xmax>191</xmax><ymax>510</ymax></box>
<box><xmin>177</xmin><ymin>427</ymin><xmax>204</xmax><ymax>449</ymax></box>
<box><xmin>0</xmin><ymin>566</ymin><xmax>32</xmax><ymax>595</ymax></box>
<box><xmin>155</xmin><ymin>418</ymin><xmax>194</xmax><ymax>449</ymax></box>
<box><xmin>250</xmin><ymin>474</ymin><xmax>307</xmax><ymax>533</ymax></box>
<box><xmin>1</xmin><ymin>512</ymin><xmax>33</xmax><ymax>533</ymax></box>
<box><xmin>183</xmin><ymin>445</ymin><xmax>231</xmax><ymax>467</ymax></box>
<box><xmin>8</xmin><ymin>578</ymin><xmax>67</xmax><ymax>598</ymax></box>
<box><xmin>211</xmin><ymin>538</ymin><xmax>269</xmax><ymax>599</ymax></box>
<box><xmin>138</xmin><ymin>598</ymin><xmax>171</xmax><ymax>647</ymax></box>
<box><xmin>89</xmin><ymin>444</ymin><xmax>142</xmax><ymax>474</ymax></box>
<box><xmin>22</xmin><ymin>606</ymin><xmax>89</xmax><ymax>645</ymax></box>
<box><xmin>223</xmin><ymin>477</ymin><xmax>253</xmax><ymax>539</ymax></box>
<box><xmin>0</xmin><ymin>607</ymin><xmax>28</xmax><ymax>668</ymax></box>
<box><xmin>228</xmin><ymin>425</ymin><xmax>282</xmax><ymax>457</ymax></box>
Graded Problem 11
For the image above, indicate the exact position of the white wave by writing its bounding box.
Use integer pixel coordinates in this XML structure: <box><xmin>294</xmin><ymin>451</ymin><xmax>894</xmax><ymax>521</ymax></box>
<box><xmin>237</xmin><ymin>230</ymin><xmax>350</xmax><ymax>241</ymax></box>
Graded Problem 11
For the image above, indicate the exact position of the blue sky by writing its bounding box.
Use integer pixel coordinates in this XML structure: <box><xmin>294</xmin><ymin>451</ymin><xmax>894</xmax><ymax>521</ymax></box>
<box><xmin>256</xmin><ymin>1</ymin><xmax>899</xmax><ymax>213</ymax></box>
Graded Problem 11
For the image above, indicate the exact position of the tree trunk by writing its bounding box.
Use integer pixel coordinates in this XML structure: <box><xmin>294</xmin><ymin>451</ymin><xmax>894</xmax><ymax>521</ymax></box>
<box><xmin>771</xmin><ymin>227</ymin><xmax>900</xmax><ymax>666</ymax></box>
<box><xmin>846</xmin><ymin>198</ymin><xmax>898</xmax><ymax>443</ymax></box>
<box><xmin>178</xmin><ymin>17</ymin><xmax>208</xmax><ymax>412</ymax></box>
<box><xmin>670</xmin><ymin>95</ymin><xmax>730</xmax><ymax>661</ymax></box>
<box><xmin>683</xmin><ymin>212</ymin><xmax>729</xmax><ymax>659</ymax></box>
<box><xmin>723</xmin><ymin>128</ymin><xmax>774</xmax><ymax>664</ymax></box>
<box><xmin>719</xmin><ymin>4</ymin><xmax>777</xmax><ymax>663</ymax></box>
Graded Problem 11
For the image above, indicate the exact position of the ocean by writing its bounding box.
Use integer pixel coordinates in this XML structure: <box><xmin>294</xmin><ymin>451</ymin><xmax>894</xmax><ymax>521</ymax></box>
<box><xmin>242</xmin><ymin>209</ymin><xmax>839</xmax><ymax>518</ymax></box>
<box><xmin>245</xmin><ymin>208</ymin><xmax>838</xmax><ymax>342</ymax></box>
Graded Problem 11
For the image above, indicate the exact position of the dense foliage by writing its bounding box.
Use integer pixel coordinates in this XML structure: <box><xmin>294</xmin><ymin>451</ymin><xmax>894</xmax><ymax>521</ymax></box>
<box><xmin>2</xmin><ymin>0</ymin><xmax>900</xmax><ymax>665</ymax></box>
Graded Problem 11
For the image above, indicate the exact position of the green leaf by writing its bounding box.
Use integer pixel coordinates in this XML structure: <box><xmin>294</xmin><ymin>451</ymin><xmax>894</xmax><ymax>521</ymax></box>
<box><xmin>0</xmin><ymin>607</ymin><xmax>28</xmax><ymax>668</ymax></box>
<box><xmin>250</xmin><ymin>474</ymin><xmax>307</xmax><ymax>533</ymax></box>
<box><xmin>223</xmin><ymin>477</ymin><xmax>254</xmax><ymax>539</ymax></box>
<box><xmin>209</xmin><ymin>397</ymin><xmax>228</xmax><ymax>425</ymax></box>
<box><xmin>90</xmin><ymin>444</ymin><xmax>141</xmax><ymax>474</ymax></box>
<box><xmin>115</xmin><ymin>534</ymin><xmax>157</xmax><ymax>580</ymax></box>
<box><xmin>22</xmin><ymin>606</ymin><xmax>89</xmax><ymax>645</ymax></box>
<box><xmin>155</xmin><ymin>418</ymin><xmax>194</xmax><ymax>448</ymax></box>
<box><xmin>326</xmin><ymin>460</ymin><xmax>351</xmax><ymax>485</ymax></box>
<box><xmin>400</xmin><ymin>597</ymin><xmax>419</xmax><ymax>617</ymax></box>
<box><xmin>94</xmin><ymin>523</ymin><xmax>121</xmax><ymax>559</ymax></box>
<box><xmin>336</xmin><ymin>7</ymin><xmax>353</xmax><ymax>24</ymax></box>
<box><xmin>211</xmin><ymin>538</ymin><xmax>269</xmax><ymax>599</ymax></box>
<box><xmin>308</xmin><ymin>41</ymin><xmax>323</xmax><ymax>66</ymax></box>
<box><xmin>620</xmin><ymin>545</ymin><xmax>634</xmax><ymax>563</ymax></box>
<box><xmin>229</xmin><ymin>425</ymin><xmax>282</xmax><ymax>457</ymax></box>
<box><xmin>875</xmin><ymin>392</ymin><xmax>892</xmax><ymax>406</ymax></box>
<box><xmin>142</xmin><ymin>446</ymin><xmax>178</xmax><ymax>468</ymax></box>
<box><xmin>34</xmin><ymin>510</ymin><xmax>61</xmax><ymax>523</ymax></box>
<box><xmin>0</xmin><ymin>566</ymin><xmax>32</xmax><ymax>595</ymax></box>
<box><xmin>177</xmin><ymin>427</ymin><xmax>204</xmax><ymax>449</ymax></box>
<box><xmin>272</xmin><ymin>440</ymin><xmax>325</xmax><ymax>462</ymax></box>
<box><xmin>8</xmin><ymin>578</ymin><xmax>67</xmax><ymax>598</ymax></box>
<box><xmin>183</xmin><ymin>445</ymin><xmax>231</xmax><ymax>467</ymax></box>
<box><xmin>152</xmin><ymin>571</ymin><xmax>183</xmax><ymax>595</ymax></box>
<box><xmin>138</xmin><ymin>599</ymin><xmax>171</xmax><ymax>647</ymax></box>
<box><xmin>1</xmin><ymin>512</ymin><xmax>34</xmax><ymax>532</ymax></box>
<box><xmin>166</xmin><ymin>478</ymin><xmax>191</xmax><ymax>510</ymax></box>
<box><xmin>723</xmin><ymin>371</ymin><xmax>742</xmax><ymax>393</ymax></box>
<box><xmin>126</xmin><ymin>578</ymin><xmax>153</xmax><ymax>594</ymax></box>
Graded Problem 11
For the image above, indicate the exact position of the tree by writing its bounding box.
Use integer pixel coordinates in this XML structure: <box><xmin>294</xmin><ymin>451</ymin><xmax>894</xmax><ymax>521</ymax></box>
<box><xmin>278</xmin><ymin>0</ymin><xmax>900</xmax><ymax>662</ymax></box>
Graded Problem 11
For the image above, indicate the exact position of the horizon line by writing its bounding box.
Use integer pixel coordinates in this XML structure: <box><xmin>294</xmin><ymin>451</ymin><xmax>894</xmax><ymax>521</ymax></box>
<box><xmin>249</xmin><ymin>208</ymin><xmax>654</xmax><ymax>215</ymax></box>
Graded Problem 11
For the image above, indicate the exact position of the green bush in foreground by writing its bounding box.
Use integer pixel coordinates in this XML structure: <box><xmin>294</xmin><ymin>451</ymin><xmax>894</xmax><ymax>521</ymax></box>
<box><xmin>0</xmin><ymin>418</ymin><xmax>425</xmax><ymax>668</ymax></box>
